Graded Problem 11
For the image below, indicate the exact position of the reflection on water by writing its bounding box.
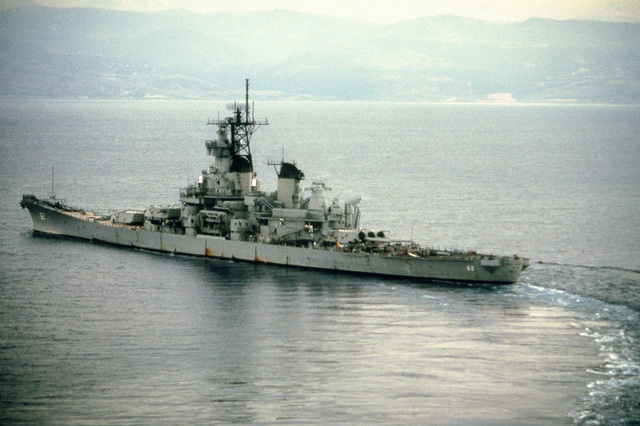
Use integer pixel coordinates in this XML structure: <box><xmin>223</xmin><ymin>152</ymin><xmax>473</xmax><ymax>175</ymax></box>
<box><xmin>2</xmin><ymin>240</ymin><xmax>606</xmax><ymax>423</ymax></box>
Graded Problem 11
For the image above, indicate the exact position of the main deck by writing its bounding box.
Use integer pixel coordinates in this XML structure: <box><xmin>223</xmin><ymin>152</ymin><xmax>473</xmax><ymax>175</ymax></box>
<box><xmin>21</xmin><ymin>195</ymin><xmax>528</xmax><ymax>283</ymax></box>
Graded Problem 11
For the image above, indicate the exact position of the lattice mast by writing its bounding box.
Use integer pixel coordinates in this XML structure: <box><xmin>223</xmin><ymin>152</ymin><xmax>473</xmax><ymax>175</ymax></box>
<box><xmin>207</xmin><ymin>79</ymin><xmax>268</xmax><ymax>172</ymax></box>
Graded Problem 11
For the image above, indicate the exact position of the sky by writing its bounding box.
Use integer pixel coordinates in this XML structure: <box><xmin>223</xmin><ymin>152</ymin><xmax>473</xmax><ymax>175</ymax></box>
<box><xmin>3</xmin><ymin>0</ymin><xmax>640</xmax><ymax>24</ymax></box>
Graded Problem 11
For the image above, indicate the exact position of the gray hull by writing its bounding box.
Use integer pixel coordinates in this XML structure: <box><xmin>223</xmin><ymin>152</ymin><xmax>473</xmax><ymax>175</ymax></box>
<box><xmin>22</xmin><ymin>197</ymin><xmax>528</xmax><ymax>284</ymax></box>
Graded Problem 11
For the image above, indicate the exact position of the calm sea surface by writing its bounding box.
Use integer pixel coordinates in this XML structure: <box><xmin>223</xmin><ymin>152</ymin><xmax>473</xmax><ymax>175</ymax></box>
<box><xmin>1</xmin><ymin>100</ymin><xmax>639</xmax><ymax>424</ymax></box>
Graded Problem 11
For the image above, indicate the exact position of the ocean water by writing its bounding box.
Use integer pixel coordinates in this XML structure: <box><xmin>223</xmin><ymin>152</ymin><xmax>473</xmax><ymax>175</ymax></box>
<box><xmin>1</xmin><ymin>99</ymin><xmax>639</xmax><ymax>424</ymax></box>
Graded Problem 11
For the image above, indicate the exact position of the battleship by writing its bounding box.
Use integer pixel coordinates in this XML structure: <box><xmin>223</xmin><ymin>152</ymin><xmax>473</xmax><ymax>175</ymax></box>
<box><xmin>21</xmin><ymin>80</ymin><xmax>529</xmax><ymax>284</ymax></box>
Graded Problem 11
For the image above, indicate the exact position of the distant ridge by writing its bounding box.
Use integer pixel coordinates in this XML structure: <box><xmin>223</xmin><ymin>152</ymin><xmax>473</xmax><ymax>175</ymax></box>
<box><xmin>1</xmin><ymin>7</ymin><xmax>639</xmax><ymax>103</ymax></box>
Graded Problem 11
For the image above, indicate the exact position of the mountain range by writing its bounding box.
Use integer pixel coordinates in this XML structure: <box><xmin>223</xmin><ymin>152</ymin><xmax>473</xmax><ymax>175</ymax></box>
<box><xmin>1</xmin><ymin>6</ymin><xmax>639</xmax><ymax>103</ymax></box>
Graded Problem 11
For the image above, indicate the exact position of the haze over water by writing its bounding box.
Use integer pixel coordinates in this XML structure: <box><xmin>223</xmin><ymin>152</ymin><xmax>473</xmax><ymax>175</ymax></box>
<box><xmin>1</xmin><ymin>100</ymin><xmax>639</xmax><ymax>424</ymax></box>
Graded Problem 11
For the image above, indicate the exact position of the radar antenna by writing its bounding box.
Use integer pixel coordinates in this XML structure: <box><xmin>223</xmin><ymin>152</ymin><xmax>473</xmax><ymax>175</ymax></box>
<box><xmin>208</xmin><ymin>79</ymin><xmax>268</xmax><ymax>172</ymax></box>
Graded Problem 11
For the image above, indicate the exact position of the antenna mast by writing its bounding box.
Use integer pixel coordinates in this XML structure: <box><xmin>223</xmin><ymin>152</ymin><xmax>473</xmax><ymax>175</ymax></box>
<box><xmin>245</xmin><ymin>78</ymin><xmax>250</xmax><ymax>122</ymax></box>
<box><xmin>51</xmin><ymin>165</ymin><xmax>55</xmax><ymax>198</ymax></box>
<box><xmin>207</xmin><ymin>79</ymin><xmax>268</xmax><ymax>172</ymax></box>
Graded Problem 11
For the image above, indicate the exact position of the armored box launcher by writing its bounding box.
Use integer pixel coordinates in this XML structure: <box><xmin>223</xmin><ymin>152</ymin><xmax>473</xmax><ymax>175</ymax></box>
<box><xmin>21</xmin><ymin>81</ymin><xmax>529</xmax><ymax>284</ymax></box>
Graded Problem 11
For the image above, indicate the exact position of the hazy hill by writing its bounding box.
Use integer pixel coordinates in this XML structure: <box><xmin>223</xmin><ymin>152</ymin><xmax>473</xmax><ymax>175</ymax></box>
<box><xmin>1</xmin><ymin>6</ymin><xmax>639</xmax><ymax>103</ymax></box>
